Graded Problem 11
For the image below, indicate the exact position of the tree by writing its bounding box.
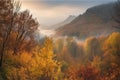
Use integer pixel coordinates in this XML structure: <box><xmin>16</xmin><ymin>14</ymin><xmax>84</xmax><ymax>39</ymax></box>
<box><xmin>65</xmin><ymin>65</ymin><xmax>100</xmax><ymax>80</ymax></box>
<box><xmin>12</xmin><ymin>10</ymin><xmax>38</xmax><ymax>54</ymax></box>
<box><xmin>84</xmin><ymin>37</ymin><xmax>101</xmax><ymax>61</ymax></box>
<box><xmin>0</xmin><ymin>38</ymin><xmax>62</xmax><ymax>80</ymax></box>
<box><xmin>32</xmin><ymin>38</ymin><xmax>62</xmax><ymax>80</ymax></box>
<box><xmin>0</xmin><ymin>0</ymin><xmax>39</xmax><ymax>67</ymax></box>
<box><xmin>54</xmin><ymin>38</ymin><xmax>64</xmax><ymax>54</ymax></box>
<box><xmin>66</xmin><ymin>37</ymin><xmax>78</xmax><ymax>57</ymax></box>
<box><xmin>0</xmin><ymin>0</ymin><xmax>18</xmax><ymax>67</ymax></box>
<box><xmin>102</xmin><ymin>32</ymin><xmax>120</xmax><ymax>80</ymax></box>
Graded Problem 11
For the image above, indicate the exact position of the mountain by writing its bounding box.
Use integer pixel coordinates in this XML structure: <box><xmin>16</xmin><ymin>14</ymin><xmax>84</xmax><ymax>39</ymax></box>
<box><xmin>39</xmin><ymin>24</ymin><xmax>50</xmax><ymax>30</ymax></box>
<box><xmin>56</xmin><ymin>2</ymin><xmax>119</xmax><ymax>38</ymax></box>
<box><xmin>51</xmin><ymin>15</ymin><xmax>76</xmax><ymax>30</ymax></box>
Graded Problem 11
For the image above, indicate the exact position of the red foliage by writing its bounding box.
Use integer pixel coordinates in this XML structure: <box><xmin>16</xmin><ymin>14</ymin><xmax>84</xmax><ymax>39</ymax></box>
<box><xmin>65</xmin><ymin>65</ymin><xmax>100</xmax><ymax>80</ymax></box>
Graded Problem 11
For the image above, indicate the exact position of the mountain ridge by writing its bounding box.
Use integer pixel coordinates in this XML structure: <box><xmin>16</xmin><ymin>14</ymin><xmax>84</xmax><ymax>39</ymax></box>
<box><xmin>51</xmin><ymin>15</ymin><xmax>76</xmax><ymax>30</ymax></box>
<box><xmin>56</xmin><ymin>2</ymin><xmax>118</xmax><ymax>38</ymax></box>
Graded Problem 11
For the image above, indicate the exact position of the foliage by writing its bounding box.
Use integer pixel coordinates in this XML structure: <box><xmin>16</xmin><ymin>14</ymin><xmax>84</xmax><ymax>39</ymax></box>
<box><xmin>65</xmin><ymin>64</ymin><xmax>100</xmax><ymax>80</ymax></box>
<box><xmin>0</xmin><ymin>38</ymin><xmax>62</xmax><ymax>80</ymax></box>
<box><xmin>0</xmin><ymin>0</ymin><xmax>39</xmax><ymax>67</ymax></box>
<box><xmin>0</xmin><ymin>0</ymin><xmax>120</xmax><ymax>80</ymax></box>
<box><xmin>101</xmin><ymin>32</ymin><xmax>120</xmax><ymax>80</ymax></box>
<box><xmin>84</xmin><ymin>37</ymin><xmax>101</xmax><ymax>61</ymax></box>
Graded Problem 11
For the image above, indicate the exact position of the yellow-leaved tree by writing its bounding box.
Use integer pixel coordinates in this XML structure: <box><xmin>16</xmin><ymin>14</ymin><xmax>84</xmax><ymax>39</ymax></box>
<box><xmin>102</xmin><ymin>32</ymin><xmax>120</xmax><ymax>80</ymax></box>
<box><xmin>29</xmin><ymin>38</ymin><xmax>62</xmax><ymax>80</ymax></box>
<box><xmin>0</xmin><ymin>38</ymin><xmax>62</xmax><ymax>80</ymax></box>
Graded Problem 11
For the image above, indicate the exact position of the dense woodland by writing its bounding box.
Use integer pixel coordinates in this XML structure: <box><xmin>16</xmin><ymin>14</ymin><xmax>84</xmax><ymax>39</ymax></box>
<box><xmin>0</xmin><ymin>0</ymin><xmax>120</xmax><ymax>80</ymax></box>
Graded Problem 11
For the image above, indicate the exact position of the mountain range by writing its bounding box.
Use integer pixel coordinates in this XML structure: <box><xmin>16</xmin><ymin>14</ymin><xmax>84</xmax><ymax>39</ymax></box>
<box><xmin>51</xmin><ymin>15</ymin><xmax>76</xmax><ymax>30</ymax></box>
<box><xmin>56</xmin><ymin>2</ymin><xmax>119</xmax><ymax>38</ymax></box>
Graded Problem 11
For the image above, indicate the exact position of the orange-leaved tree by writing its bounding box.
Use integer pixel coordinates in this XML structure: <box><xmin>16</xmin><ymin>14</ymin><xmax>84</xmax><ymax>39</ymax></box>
<box><xmin>0</xmin><ymin>0</ymin><xmax>39</xmax><ymax>67</ymax></box>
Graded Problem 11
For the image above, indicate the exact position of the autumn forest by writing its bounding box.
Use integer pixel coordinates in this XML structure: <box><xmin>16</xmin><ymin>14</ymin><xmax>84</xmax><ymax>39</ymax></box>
<box><xmin>0</xmin><ymin>0</ymin><xmax>120</xmax><ymax>80</ymax></box>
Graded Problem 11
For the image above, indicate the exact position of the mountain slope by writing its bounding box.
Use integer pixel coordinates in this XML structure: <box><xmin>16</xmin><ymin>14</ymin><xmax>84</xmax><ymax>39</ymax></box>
<box><xmin>56</xmin><ymin>2</ymin><xmax>118</xmax><ymax>38</ymax></box>
<box><xmin>51</xmin><ymin>15</ymin><xmax>76</xmax><ymax>30</ymax></box>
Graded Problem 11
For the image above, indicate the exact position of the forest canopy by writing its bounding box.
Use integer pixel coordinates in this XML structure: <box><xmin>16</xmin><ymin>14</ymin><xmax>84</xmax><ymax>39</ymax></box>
<box><xmin>0</xmin><ymin>0</ymin><xmax>120</xmax><ymax>80</ymax></box>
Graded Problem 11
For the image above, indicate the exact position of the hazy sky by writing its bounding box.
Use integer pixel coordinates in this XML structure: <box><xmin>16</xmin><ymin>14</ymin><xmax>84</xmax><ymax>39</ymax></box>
<box><xmin>20</xmin><ymin>0</ymin><xmax>116</xmax><ymax>26</ymax></box>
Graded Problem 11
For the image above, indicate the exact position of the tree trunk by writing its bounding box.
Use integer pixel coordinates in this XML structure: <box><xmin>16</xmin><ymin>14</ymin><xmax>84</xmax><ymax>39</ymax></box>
<box><xmin>0</xmin><ymin>52</ymin><xmax>4</xmax><ymax>67</ymax></box>
<box><xmin>0</xmin><ymin>44</ymin><xmax>5</xmax><ymax>67</ymax></box>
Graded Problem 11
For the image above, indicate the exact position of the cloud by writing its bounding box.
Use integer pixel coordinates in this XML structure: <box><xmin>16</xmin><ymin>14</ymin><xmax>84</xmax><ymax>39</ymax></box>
<box><xmin>20</xmin><ymin>0</ymin><xmax>116</xmax><ymax>8</ymax></box>
<box><xmin>19</xmin><ymin>0</ymin><xmax>116</xmax><ymax>26</ymax></box>
<box><xmin>21</xmin><ymin>0</ymin><xmax>116</xmax><ymax>6</ymax></box>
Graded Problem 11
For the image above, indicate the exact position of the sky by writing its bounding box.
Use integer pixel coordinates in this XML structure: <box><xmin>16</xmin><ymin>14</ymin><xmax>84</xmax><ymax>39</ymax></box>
<box><xmin>19</xmin><ymin>0</ymin><xmax>116</xmax><ymax>26</ymax></box>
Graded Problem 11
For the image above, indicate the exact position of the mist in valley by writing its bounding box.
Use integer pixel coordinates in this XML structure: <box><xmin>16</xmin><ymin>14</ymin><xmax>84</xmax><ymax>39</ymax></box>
<box><xmin>0</xmin><ymin>0</ymin><xmax>120</xmax><ymax>80</ymax></box>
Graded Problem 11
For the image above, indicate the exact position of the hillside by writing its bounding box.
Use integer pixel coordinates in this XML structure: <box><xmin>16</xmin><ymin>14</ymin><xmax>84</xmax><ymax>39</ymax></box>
<box><xmin>56</xmin><ymin>3</ymin><xmax>118</xmax><ymax>38</ymax></box>
<box><xmin>51</xmin><ymin>15</ymin><xmax>76</xmax><ymax>30</ymax></box>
